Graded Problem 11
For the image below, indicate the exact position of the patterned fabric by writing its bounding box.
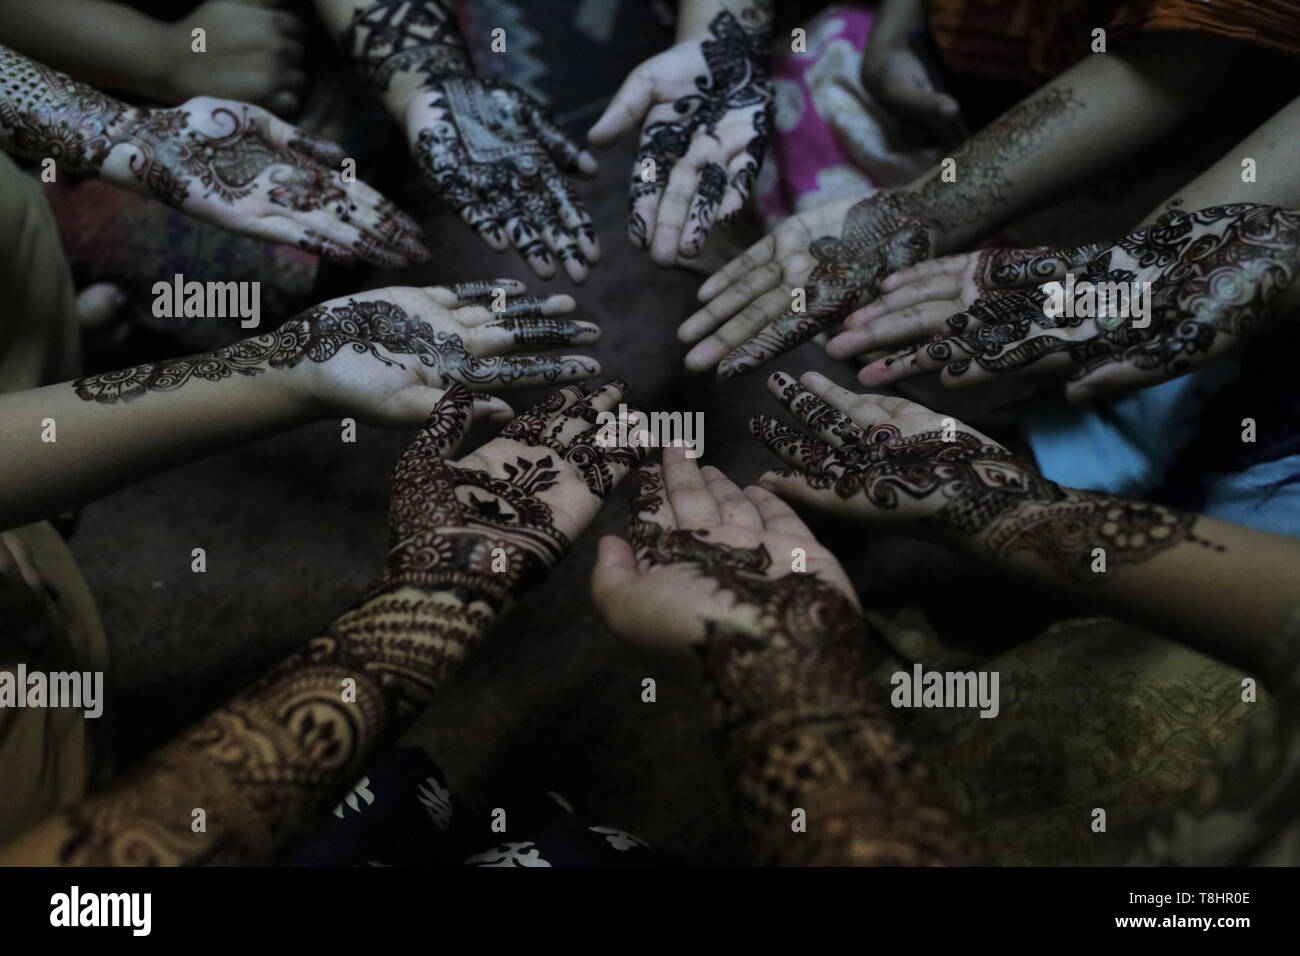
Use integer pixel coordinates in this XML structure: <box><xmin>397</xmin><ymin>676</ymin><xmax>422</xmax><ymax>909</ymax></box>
<box><xmin>927</xmin><ymin>0</ymin><xmax>1300</xmax><ymax>88</ymax></box>
<box><xmin>292</xmin><ymin>746</ymin><xmax>659</xmax><ymax>867</ymax></box>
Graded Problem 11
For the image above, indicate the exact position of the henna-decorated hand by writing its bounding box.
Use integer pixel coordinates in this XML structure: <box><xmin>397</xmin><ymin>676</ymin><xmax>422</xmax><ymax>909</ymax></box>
<box><xmin>592</xmin><ymin>448</ymin><xmax>979</xmax><ymax>865</ymax></box>
<box><xmin>379</xmin><ymin>380</ymin><xmax>649</xmax><ymax>605</ymax></box>
<box><xmin>405</xmin><ymin>77</ymin><xmax>599</xmax><ymax>283</ymax></box>
<box><xmin>591</xmin><ymin>446</ymin><xmax>858</xmax><ymax>654</ymax></box>
<box><xmin>587</xmin><ymin>3</ymin><xmax>774</xmax><ymax>265</ymax></box>
<box><xmin>752</xmin><ymin>370</ymin><xmax>1208</xmax><ymax>582</ymax></box>
<box><xmin>860</xmin><ymin>204</ymin><xmax>1300</xmax><ymax>401</ymax></box>
<box><xmin>73</xmin><ymin>281</ymin><xmax>603</xmax><ymax>425</ymax></box>
<box><xmin>824</xmin><ymin>245</ymin><xmax>1065</xmax><ymax>369</ymax></box>
<box><xmin>98</xmin><ymin>96</ymin><xmax>429</xmax><ymax>268</ymax></box>
<box><xmin>680</xmin><ymin>189</ymin><xmax>939</xmax><ymax>378</ymax></box>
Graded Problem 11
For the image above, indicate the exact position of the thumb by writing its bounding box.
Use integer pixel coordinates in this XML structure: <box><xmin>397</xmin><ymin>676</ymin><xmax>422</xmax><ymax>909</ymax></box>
<box><xmin>588</xmin><ymin>68</ymin><xmax>655</xmax><ymax>146</ymax></box>
<box><xmin>591</xmin><ymin>535</ymin><xmax>639</xmax><ymax>614</ymax></box>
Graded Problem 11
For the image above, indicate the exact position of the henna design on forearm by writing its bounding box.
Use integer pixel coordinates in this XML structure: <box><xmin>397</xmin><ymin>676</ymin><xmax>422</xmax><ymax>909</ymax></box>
<box><xmin>71</xmin><ymin>299</ymin><xmax>595</xmax><ymax>403</ymax></box>
<box><xmin>752</xmin><ymin>378</ymin><xmax>1222</xmax><ymax>582</ymax></box>
<box><xmin>0</xmin><ymin>44</ymin><xmax>130</xmax><ymax>174</ymax></box>
<box><xmin>340</xmin><ymin>0</ymin><xmax>473</xmax><ymax>92</ymax></box>
<box><xmin>627</xmin><ymin>469</ymin><xmax>977</xmax><ymax>865</ymax></box>
<box><xmin>715</xmin><ymin>90</ymin><xmax>1084</xmax><ymax>377</ymax></box>
<box><xmin>632</xmin><ymin>4</ymin><xmax>774</xmax><ymax>247</ymax></box>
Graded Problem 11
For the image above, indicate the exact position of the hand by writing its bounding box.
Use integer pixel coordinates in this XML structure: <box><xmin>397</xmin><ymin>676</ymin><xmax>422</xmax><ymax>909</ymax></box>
<box><xmin>861</xmin><ymin>204</ymin><xmax>1300</xmax><ymax>401</ymax></box>
<box><xmin>591</xmin><ymin>446</ymin><xmax>858</xmax><ymax>656</ymax></box>
<box><xmin>379</xmin><ymin>380</ymin><xmax>649</xmax><ymax>604</ymax></box>
<box><xmin>680</xmin><ymin>189</ymin><xmax>938</xmax><ymax>378</ymax></box>
<box><xmin>405</xmin><ymin>76</ymin><xmax>599</xmax><ymax>283</ymax></box>
<box><xmin>587</xmin><ymin>5</ymin><xmax>774</xmax><ymax>264</ymax></box>
<box><xmin>825</xmin><ymin>246</ymin><xmax>1060</xmax><ymax>369</ymax></box>
<box><xmin>859</xmin><ymin>45</ymin><xmax>962</xmax><ymax>141</ymax></box>
<box><xmin>751</xmin><ymin>370</ymin><xmax>1203</xmax><ymax>581</ymax></box>
<box><xmin>72</xmin><ymin>282</ymin><xmax>602</xmax><ymax>424</ymax></box>
<box><xmin>101</xmin><ymin>96</ymin><xmax>428</xmax><ymax>268</ymax></box>
<box><xmin>269</xmin><ymin>281</ymin><xmax>603</xmax><ymax>426</ymax></box>
<box><xmin>161</xmin><ymin>1</ymin><xmax>307</xmax><ymax>115</ymax></box>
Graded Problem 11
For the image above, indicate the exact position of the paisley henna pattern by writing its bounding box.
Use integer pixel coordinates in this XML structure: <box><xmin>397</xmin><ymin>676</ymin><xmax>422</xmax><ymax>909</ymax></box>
<box><xmin>627</xmin><ymin>468</ymin><xmax>978</xmax><ymax>865</ymax></box>
<box><xmin>928</xmin><ymin>204</ymin><xmax>1300</xmax><ymax>386</ymax></box>
<box><xmin>751</xmin><ymin>375</ymin><xmax>1218</xmax><ymax>582</ymax></box>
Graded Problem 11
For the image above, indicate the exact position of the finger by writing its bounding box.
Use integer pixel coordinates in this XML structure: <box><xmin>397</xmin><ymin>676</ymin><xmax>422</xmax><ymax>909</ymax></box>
<box><xmin>502</xmin><ymin>216</ymin><xmax>556</xmax><ymax>279</ymax></box>
<box><xmin>628</xmin><ymin>463</ymin><xmax>676</xmax><ymax>562</ymax></box>
<box><xmin>544</xmin><ymin>177</ymin><xmax>599</xmax><ymax>262</ymax></box>
<box><xmin>801</xmin><ymin>370</ymin><xmax>945</xmax><ymax>428</ymax></box>
<box><xmin>391</xmin><ymin>384</ymin><xmax>474</xmax><ymax>505</ymax></box>
<box><xmin>469</xmin><ymin>315</ymin><xmax>601</xmax><ymax>353</ymax></box>
<box><xmin>858</xmin><ymin>336</ymin><xmax>970</xmax><ymax>386</ymax></box>
<box><xmin>754</xmin><ymin>469</ymin><xmax>847</xmax><ymax>517</ymax></box>
<box><xmin>680</xmin><ymin>161</ymin><xmax>728</xmax><ymax>257</ymax></box>
<box><xmin>548</xmin><ymin>378</ymin><xmax>633</xmax><ymax>442</ymax></box>
<box><xmin>716</xmin><ymin>307</ymin><xmax>828</xmax><ymax>380</ymax></box>
<box><xmin>879</xmin><ymin>254</ymin><xmax>972</xmax><ymax>293</ymax></box>
<box><xmin>846</xmin><ymin>273</ymin><xmax>963</xmax><ymax>328</ymax></box>
<box><xmin>683</xmin><ymin>287</ymin><xmax>793</xmax><ymax>374</ymax></box>
<box><xmin>591</xmin><ymin>534</ymin><xmax>642</xmax><ymax>613</ymax></box>
<box><xmin>678</xmin><ymin>263</ymin><xmax>783</xmax><ymax>344</ymax></box>
<box><xmin>429</xmin><ymin>278</ymin><xmax>529</xmax><ymax>306</ymax></box>
<box><xmin>698</xmin><ymin>234</ymin><xmax>775</xmax><ymax>301</ymax></box>
<box><xmin>748</xmin><ymin>414</ymin><xmax>834</xmax><ymax>473</ymax></box>
<box><xmin>289</xmin><ymin>210</ymin><xmax>410</xmax><ymax>269</ymax></box>
<box><xmin>715</xmin><ymin>150</ymin><xmax>761</xmax><ymax>225</ymax></box>
<box><xmin>348</xmin><ymin>199</ymin><xmax>430</xmax><ymax>262</ymax></box>
<box><xmin>454</xmin><ymin>353</ymin><xmax>601</xmax><ymax>390</ymax></box>
<box><xmin>446</xmin><ymin>293</ymin><xmax>575</xmax><ymax>324</ymax></box>
<box><xmin>650</xmin><ymin>158</ymin><xmax>700</xmax><ymax>266</ymax></box>
<box><xmin>263</xmin><ymin>111</ymin><xmax>345</xmax><ymax>166</ymax></box>
<box><xmin>830</xmin><ymin>301</ymin><xmax>963</xmax><ymax>358</ymax></box>
<box><xmin>662</xmin><ymin>445</ymin><xmax>720</xmax><ymax>528</ymax></box>
<box><xmin>588</xmin><ymin>67</ymin><xmax>656</xmax><ymax>145</ymax></box>
<box><xmin>527</xmin><ymin>107</ymin><xmax>596</xmax><ymax>176</ymax></box>
<box><xmin>766</xmin><ymin>371</ymin><xmax>862</xmax><ymax>446</ymax></box>
<box><xmin>744</xmin><ymin>483</ymin><xmax>816</xmax><ymax>537</ymax></box>
<box><xmin>458</xmin><ymin>202</ymin><xmax>510</xmax><ymax>251</ymax></box>
<box><xmin>701</xmin><ymin>465</ymin><xmax>763</xmax><ymax>531</ymax></box>
<box><xmin>501</xmin><ymin>384</ymin><xmax>590</xmax><ymax>442</ymax></box>
<box><xmin>538</xmin><ymin>220</ymin><xmax>590</xmax><ymax>284</ymax></box>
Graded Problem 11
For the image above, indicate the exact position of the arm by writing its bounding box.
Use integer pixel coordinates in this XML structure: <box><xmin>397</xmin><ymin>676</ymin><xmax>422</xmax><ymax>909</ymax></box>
<box><xmin>592</xmin><ymin>449</ymin><xmax>980</xmax><ymax>864</ymax></box>
<box><xmin>0</xmin><ymin>42</ymin><xmax>424</xmax><ymax>267</ymax></box>
<box><xmin>0</xmin><ymin>283</ymin><xmax>600</xmax><ymax>531</ymax></box>
<box><xmin>752</xmin><ymin>371</ymin><xmax>1300</xmax><ymax>685</ymax></box>
<box><xmin>681</xmin><ymin>31</ymin><xmax>1245</xmax><ymax>377</ymax></box>
<box><xmin>0</xmin><ymin>380</ymin><xmax>646</xmax><ymax>865</ymax></box>
<box><xmin>313</xmin><ymin>0</ymin><xmax>599</xmax><ymax>282</ymax></box>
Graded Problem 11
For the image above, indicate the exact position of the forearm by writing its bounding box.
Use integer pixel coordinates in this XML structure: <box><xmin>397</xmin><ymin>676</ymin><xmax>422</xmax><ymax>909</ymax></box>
<box><xmin>1141</xmin><ymin>95</ymin><xmax>1300</xmax><ymax>224</ymax></box>
<box><xmin>956</xmin><ymin>490</ymin><xmax>1300</xmax><ymax>683</ymax></box>
<box><xmin>904</xmin><ymin>33</ymin><xmax>1240</xmax><ymax>251</ymax></box>
<box><xmin>0</xmin><ymin>1</ymin><xmax>169</xmax><ymax>102</ymax></box>
<box><xmin>675</xmin><ymin>0</ymin><xmax>772</xmax><ymax>43</ymax></box>
<box><xmin>0</xmin><ymin>349</ymin><xmax>312</xmax><ymax>530</ymax></box>
<box><xmin>0</xmin><ymin>582</ymin><xmax>500</xmax><ymax>865</ymax></box>
<box><xmin>313</xmin><ymin>0</ymin><xmax>473</xmax><ymax>120</ymax></box>
<box><xmin>701</xmin><ymin>585</ymin><xmax>978</xmax><ymax>865</ymax></box>
<box><xmin>0</xmin><ymin>42</ymin><xmax>136</xmax><ymax>176</ymax></box>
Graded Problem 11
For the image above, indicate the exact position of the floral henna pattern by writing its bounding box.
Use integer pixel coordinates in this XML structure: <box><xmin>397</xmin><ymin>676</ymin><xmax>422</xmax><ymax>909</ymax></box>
<box><xmin>71</xmin><ymin>299</ymin><xmax>595</xmax><ymax>403</ymax></box>
<box><xmin>628</xmin><ymin>469</ymin><xmax>977</xmax><ymax>865</ymax></box>
<box><xmin>123</xmin><ymin>105</ymin><xmax>349</xmax><ymax>210</ymax></box>
<box><xmin>934</xmin><ymin>204</ymin><xmax>1300</xmax><ymax>383</ymax></box>
<box><xmin>752</xmin><ymin>380</ymin><xmax>1219</xmax><ymax>582</ymax></box>
<box><xmin>632</xmin><ymin>6</ymin><xmax>774</xmax><ymax>248</ymax></box>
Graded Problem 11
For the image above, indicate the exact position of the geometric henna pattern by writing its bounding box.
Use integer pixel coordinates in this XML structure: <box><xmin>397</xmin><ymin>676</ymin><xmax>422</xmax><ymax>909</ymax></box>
<box><xmin>340</xmin><ymin>0</ymin><xmax>473</xmax><ymax>92</ymax></box>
